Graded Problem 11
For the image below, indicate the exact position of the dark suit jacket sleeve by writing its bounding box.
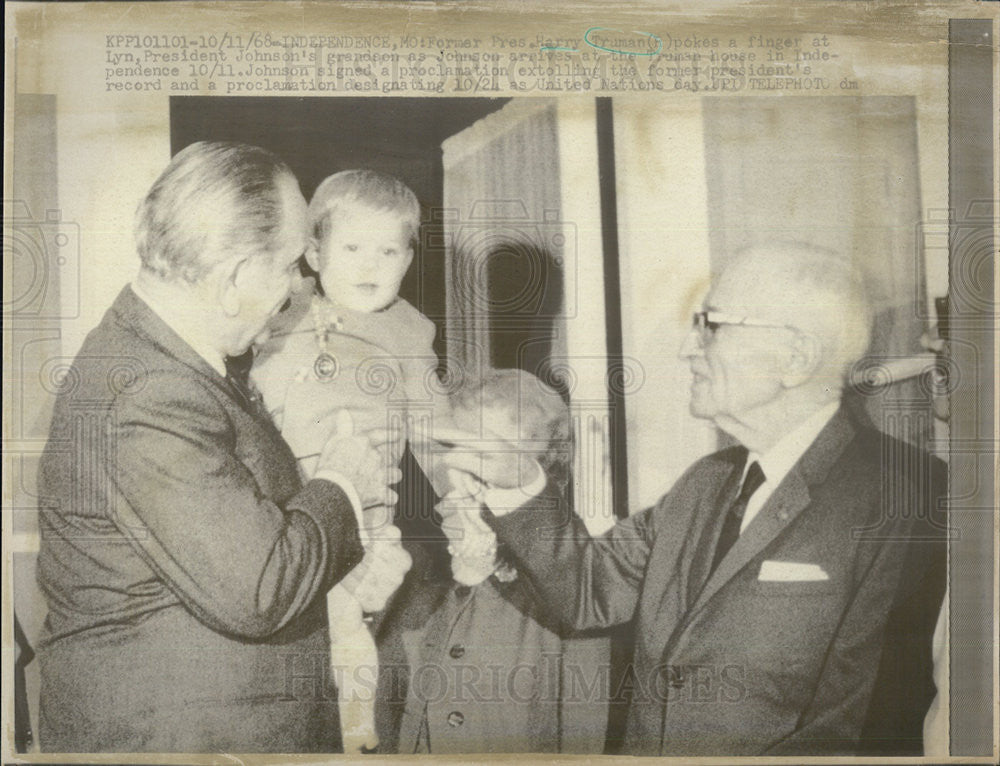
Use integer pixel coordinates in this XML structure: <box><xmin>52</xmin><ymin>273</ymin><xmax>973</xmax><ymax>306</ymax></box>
<box><xmin>108</xmin><ymin>371</ymin><xmax>364</xmax><ymax>639</ymax></box>
<box><xmin>486</xmin><ymin>483</ymin><xmax>658</xmax><ymax>632</ymax></box>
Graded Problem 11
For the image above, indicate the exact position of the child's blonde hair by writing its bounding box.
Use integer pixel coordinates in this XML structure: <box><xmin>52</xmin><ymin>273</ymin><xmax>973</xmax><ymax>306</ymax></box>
<box><xmin>308</xmin><ymin>169</ymin><xmax>420</xmax><ymax>246</ymax></box>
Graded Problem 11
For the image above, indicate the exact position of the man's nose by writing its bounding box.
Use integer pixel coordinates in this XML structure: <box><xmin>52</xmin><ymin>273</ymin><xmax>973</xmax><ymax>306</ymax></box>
<box><xmin>678</xmin><ymin>327</ymin><xmax>703</xmax><ymax>359</ymax></box>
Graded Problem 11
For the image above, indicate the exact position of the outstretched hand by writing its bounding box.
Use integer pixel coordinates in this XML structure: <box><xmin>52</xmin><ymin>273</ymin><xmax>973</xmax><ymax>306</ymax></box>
<box><xmin>432</xmin><ymin>426</ymin><xmax>539</xmax><ymax>490</ymax></box>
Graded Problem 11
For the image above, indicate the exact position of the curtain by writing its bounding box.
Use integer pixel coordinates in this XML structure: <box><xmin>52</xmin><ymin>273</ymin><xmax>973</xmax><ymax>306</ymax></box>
<box><xmin>441</xmin><ymin>98</ymin><xmax>567</xmax><ymax>390</ymax></box>
<box><xmin>441</xmin><ymin>97</ymin><xmax>619</xmax><ymax>540</ymax></box>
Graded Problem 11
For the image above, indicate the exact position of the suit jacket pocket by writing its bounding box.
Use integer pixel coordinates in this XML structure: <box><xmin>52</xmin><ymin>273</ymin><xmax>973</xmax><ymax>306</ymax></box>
<box><xmin>752</xmin><ymin>579</ymin><xmax>837</xmax><ymax>596</ymax></box>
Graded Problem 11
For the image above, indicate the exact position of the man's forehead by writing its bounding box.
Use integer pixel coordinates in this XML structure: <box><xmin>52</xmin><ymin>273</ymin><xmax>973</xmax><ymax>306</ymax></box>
<box><xmin>702</xmin><ymin>277</ymin><xmax>750</xmax><ymax>312</ymax></box>
<box><xmin>708</xmin><ymin>259</ymin><xmax>789</xmax><ymax>312</ymax></box>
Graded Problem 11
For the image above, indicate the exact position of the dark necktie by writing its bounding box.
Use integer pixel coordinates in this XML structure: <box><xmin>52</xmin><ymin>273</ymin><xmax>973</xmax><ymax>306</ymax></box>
<box><xmin>224</xmin><ymin>350</ymin><xmax>262</xmax><ymax>415</ymax></box>
<box><xmin>710</xmin><ymin>460</ymin><xmax>766</xmax><ymax>574</ymax></box>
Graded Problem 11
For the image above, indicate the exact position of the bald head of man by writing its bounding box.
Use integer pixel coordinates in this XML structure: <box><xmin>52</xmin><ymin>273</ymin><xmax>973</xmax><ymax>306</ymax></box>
<box><xmin>680</xmin><ymin>241</ymin><xmax>873</xmax><ymax>451</ymax></box>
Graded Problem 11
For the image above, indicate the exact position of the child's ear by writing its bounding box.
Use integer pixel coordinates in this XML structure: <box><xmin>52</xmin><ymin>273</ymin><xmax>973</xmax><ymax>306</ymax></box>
<box><xmin>305</xmin><ymin>239</ymin><xmax>320</xmax><ymax>272</ymax></box>
<box><xmin>403</xmin><ymin>246</ymin><xmax>414</xmax><ymax>269</ymax></box>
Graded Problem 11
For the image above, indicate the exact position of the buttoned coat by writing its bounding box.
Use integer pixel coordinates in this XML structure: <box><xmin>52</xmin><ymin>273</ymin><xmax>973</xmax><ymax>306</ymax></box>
<box><xmin>375</xmin><ymin>560</ymin><xmax>611</xmax><ymax>754</ymax></box>
<box><xmin>35</xmin><ymin>286</ymin><xmax>365</xmax><ymax>752</ymax></box>
<box><xmin>488</xmin><ymin>410</ymin><xmax>947</xmax><ymax>756</ymax></box>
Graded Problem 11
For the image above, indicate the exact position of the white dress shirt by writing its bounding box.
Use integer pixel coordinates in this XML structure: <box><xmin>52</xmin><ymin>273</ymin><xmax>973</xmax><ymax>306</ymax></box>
<box><xmin>739</xmin><ymin>400</ymin><xmax>840</xmax><ymax>533</ymax></box>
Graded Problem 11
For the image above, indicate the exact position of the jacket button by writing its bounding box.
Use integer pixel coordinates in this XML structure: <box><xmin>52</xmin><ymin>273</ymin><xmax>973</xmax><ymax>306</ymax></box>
<box><xmin>447</xmin><ymin>711</ymin><xmax>464</xmax><ymax>727</ymax></box>
<box><xmin>449</xmin><ymin>644</ymin><xmax>466</xmax><ymax>659</ymax></box>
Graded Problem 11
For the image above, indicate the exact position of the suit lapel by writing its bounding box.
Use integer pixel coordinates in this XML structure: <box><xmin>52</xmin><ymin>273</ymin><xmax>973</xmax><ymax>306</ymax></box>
<box><xmin>114</xmin><ymin>286</ymin><xmax>229</xmax><ymax>386</ymax></box>
<box><xmin>680</xmin><ymin>411</ymin><xmax>857</xmax><ymax>627</ymax></box>
<box><xmin>689</xmin><ymin>470</ymin><xmax>812</xmax><ymax>616</ymax></box>
<box><xmin>645</xmin><ymin>453</ymin><xmax>741</xmax><ymax>658</ymax></box>
<box><xmin>116</xmin><ymin>285</ymin><xmax>276</xmax><ymax>419</ymax></box>
<box><xmin>685</xmin><ymin>451</ymin><xmax>746</xmax><ymax>608</ymax></box>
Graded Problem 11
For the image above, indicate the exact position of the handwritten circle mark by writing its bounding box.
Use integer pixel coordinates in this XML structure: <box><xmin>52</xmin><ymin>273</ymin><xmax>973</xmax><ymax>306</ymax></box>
<box><xmin>584</xmin><ymin>27</ymin><xmax>662</xmax><ymax>56</ymax></box>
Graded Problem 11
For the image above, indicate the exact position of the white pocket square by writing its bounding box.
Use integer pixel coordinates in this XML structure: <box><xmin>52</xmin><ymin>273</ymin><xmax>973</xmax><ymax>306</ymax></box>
<box><xmin>758</xmin><ymin>560</ymin><xmax>829</xmax><ymax>582</ymax></box>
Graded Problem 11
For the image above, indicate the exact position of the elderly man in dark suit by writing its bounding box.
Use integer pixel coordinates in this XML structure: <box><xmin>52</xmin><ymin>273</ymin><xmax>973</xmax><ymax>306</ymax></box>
<box><xmin>35</xmin><ymin>141</ymin><xmax>409</xmax><ymax>753</ymax></box>
<box><xmin>443</xmin><ymin>242</ymin><xmax>946</xmax><ymax>756</ymax></box>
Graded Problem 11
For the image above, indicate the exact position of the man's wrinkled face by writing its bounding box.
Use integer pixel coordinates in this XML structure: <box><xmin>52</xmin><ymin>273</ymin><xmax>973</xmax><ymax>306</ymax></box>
<box><xmin>233</xmin><ymin>176</ymin><xmax>308</xmax><ymax>352</ymax></box>
<box><xmin>679</xmin><ymin>264</ymin><xmax>792</xmax><ymax>424</ymax></box>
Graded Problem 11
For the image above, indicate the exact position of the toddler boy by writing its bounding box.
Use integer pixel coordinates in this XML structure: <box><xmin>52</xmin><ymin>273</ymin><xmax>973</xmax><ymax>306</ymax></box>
<box><xmin>253</xmin><ymin>169</ymin><xmax>442</xmax><ymax>752</ymax></box>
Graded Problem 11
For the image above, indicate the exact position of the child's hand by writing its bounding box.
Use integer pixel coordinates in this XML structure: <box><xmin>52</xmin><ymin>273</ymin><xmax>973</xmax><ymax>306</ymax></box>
<box><xmin>436</xmin><ymin>487</ymin><xmax>500</xmax><ymax>586</ymax></box>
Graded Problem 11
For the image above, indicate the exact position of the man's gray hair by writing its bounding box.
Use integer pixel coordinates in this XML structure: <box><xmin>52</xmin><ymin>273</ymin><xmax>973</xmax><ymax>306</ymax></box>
<box><xmin>134</xmin><ymin>141</ymin><xmax>296</xmax><ymax>283</ymax></box>
<box><xmin>736</xmin><ymin>240</ymin><xmax>874</xmax><ymax>381</ymax></box>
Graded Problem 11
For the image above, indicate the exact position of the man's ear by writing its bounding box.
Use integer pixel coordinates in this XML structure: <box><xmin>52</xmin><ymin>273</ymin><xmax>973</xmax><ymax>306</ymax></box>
<box><xmin>305</xmin><ymin>239</ymin><xmax>320</xmax><ymax>273</ymax></box>
<box><xmin>218</xmin><ymin>256</ymin><xmax>247</xmax><ymax>318</ymax></box>
<box><xmin>781</xmin><ymin>331</ymin><xmax>823</xmax><ymax>387</ymax></box>
<box><xmin>403</xmin><ymin>246</ymin><xmax>414</xmax><ymax>270</ymax></box>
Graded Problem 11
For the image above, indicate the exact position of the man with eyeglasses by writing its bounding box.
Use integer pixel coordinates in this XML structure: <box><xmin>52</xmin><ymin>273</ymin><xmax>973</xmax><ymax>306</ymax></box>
<box><xmin>443</xmin><ymin>241</ymin><xmax>946</xmax><ymax>756</ymax></box>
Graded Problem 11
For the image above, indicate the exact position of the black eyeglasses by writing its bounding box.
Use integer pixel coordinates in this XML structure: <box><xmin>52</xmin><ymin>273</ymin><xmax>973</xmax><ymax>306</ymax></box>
<box><xmin>692</xmin><ymin>311</ymin><xmax>797</xmax><ymax>341</ymax></box>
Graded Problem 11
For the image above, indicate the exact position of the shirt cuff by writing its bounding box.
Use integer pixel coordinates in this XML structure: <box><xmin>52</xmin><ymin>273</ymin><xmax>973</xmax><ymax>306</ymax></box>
<box><xmin>481</xmin><ymin>458</ymin><xmax>548</xmax><ymax>517</ymax></box>
<box><xmin>313</xmin><ymin>469</ymin><xmax>368</xmax><ymax>546</ymax></box>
